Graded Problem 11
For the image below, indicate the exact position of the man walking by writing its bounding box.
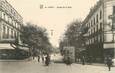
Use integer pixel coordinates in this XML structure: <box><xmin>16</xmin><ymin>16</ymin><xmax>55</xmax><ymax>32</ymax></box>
<box><xmin>42</xmin><ymin>55</ymin><xmax>45</xmax><ymax>63</ymax></box>
<box><xmin>38</xmin><ymin>55</ymin><xmax>40</xmax><ymax>62</ymax></box>
<box><xmin>106</xmin><ymin>56</ymin><xmax>113</xmax><ymax>71</ymax></box>
<box><xmin>45</xmin><ymin>54</ymin><xmax>50</xmax><ymax>66</ymax></box>
<box><xmin>81</xmin><ymin>56</ymin><xmax>85</xmax><ymax>65</ymax></box>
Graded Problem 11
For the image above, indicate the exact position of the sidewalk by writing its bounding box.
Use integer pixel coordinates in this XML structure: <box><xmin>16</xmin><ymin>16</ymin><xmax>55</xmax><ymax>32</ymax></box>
<box><xmin>0</xmin><ymin>57</ymin><xmax>33</xmax><ymax>62</ymax></box>
<box><xmin>75</xmin><ymin>62</ymin><xmax>107</xmax><ymax>67</ymax></box>
<box><xmin>87</xmin><ymin>63</ymin><xmax>106</xmax><ymax>67</ymax></box>
<box><xmin>75</xmin><ymin>62</ymin><xmax>115</xmax><ymax>68</ymax></box>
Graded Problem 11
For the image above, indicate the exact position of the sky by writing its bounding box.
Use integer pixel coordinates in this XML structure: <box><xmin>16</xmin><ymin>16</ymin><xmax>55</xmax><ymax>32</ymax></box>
<box><xmin>7</xmin><ymin>0</ymin><xmax>98</xmax><ymax>47</ymax></box>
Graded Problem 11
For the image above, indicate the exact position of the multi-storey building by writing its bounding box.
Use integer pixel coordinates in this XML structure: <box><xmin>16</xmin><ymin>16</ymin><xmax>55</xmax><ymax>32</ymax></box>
<box><xmin>82</xmin><ymin>0</ymin><xmax>115</xmax><ymax>62</ymax></box>
<box><xmin>0</xmin><ymin>0</ymin><xmax>23</xmax><ymax>49</ymax></box>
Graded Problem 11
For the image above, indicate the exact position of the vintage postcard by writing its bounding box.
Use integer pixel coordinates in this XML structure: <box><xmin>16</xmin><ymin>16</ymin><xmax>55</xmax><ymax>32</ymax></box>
<box><xmin>0</xmin><ymin>0</ymin><xmax>115</xmax><ymax>73</ymax></box>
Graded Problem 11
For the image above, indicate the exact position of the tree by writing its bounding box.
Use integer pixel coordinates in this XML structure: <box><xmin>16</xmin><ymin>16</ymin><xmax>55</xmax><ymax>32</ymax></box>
<box><xmin>64</xmin><ymin>20</ymin><xmax>82</xmax><ymax>47</ymax></box>
<box><xmin>20</xmin><ymin>22</ymin><xmax>52</xmax><ymax>56</ymax></box>
<box><xmin>59</xmin><ymin>20</ymin><xmax>84</xmax><ymax>58</ymax></box>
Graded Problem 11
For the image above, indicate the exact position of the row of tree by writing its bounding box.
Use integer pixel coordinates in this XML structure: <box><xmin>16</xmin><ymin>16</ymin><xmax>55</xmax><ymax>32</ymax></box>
<box><xmin>20</xmin><ymin>22</ymin><xmax>52</xmax><ymax>56</ymax></box>
<box><xmin>59</xmin><ymin>20</ymin><xmax>86</xmax><ymax>56</ymax></box>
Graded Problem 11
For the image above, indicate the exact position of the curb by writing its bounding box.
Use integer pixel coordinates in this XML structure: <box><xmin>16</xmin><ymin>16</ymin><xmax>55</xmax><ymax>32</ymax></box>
<box><xmin>0</xmin><ymin>57</ymin><xmax>33</xmax><ymax>62</ymax></box>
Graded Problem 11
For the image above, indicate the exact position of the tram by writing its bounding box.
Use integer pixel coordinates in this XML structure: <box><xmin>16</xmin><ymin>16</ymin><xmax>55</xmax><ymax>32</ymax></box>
<box><xmin>62</xmin><ymin>46</ymin><xmax>75</xmax><ymax>64</ymax></box>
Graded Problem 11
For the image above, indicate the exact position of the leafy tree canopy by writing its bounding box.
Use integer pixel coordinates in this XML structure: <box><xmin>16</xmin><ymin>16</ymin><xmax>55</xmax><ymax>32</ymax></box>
<box><xmin>21</xmin><ymin>22</ymin><xmax>52</xmax><ymax>54</ymax></box>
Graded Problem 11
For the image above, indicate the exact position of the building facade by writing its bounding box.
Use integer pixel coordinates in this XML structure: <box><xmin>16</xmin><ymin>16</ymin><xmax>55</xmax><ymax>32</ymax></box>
<box><xmin>0</xmin><ymin>0</ymin><xmax>23</xmax><ymax>49</ymax></box>
<box><xmin>82</xmin><ymin>0</ymin><xmax>115</xmax><ymax>62</ymax></box>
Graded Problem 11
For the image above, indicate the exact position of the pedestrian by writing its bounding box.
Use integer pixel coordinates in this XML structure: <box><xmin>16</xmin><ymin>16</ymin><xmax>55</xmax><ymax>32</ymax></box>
<box><xmin>81</xmin><ymin>56</ymin><xmax>85</xmax><ymax>65</ymax></box>
<box><xmin>89</xmin><ymin>56</ymin><xmax>92</xmax><ymax>64</ymax></box>
<box><xmin>38</xmin><ymin>55</ymin><xmax>40</xmax><ymax>62</ymax></box>
<box><xmin>42</xmin><ymin>55</ymin><xmax>45</xmax><ymax>63</ymax></box>
<box><xmin>106</xmin><ymin>56</ymin><xmax>113</xmax><ymax>71</ymax></box>
<box><xmin>45</xmin><ymin>54</ymin><xmax>50</xmax><ymax>66</ymax></box>
<box><xmin>66</xmin><ymin>56</ymin><xmax>72</xmax><ymax>65</ymax></box>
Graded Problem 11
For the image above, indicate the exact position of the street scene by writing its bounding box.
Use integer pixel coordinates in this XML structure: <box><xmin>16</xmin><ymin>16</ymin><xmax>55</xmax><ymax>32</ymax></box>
<box><xmin>0</xmin><ymin>57</ymin><xmax>115</xmax><ymax>73</ymax></box>
<box><xmin>0</xmin><ymin>0</ymin><xmax>115</xmax><ymax>73</ymax></box>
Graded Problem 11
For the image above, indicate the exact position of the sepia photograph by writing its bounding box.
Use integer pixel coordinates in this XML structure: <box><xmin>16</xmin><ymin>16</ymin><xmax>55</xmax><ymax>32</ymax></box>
<box><xmin>0</xmin><ymin>0</ymin><xmax>115</xmax><ymax>73</ymax></box>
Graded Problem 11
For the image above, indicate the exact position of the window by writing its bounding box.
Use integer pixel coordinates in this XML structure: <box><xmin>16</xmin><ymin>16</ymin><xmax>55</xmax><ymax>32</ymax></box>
<box><xmin>89</xmin><ymin>40</ymin><xmax>90</xmax><ymax>45</ymax></box>
<box><xmin>18</xmin><ymin>24</ymin><xmax>20</xmax><ymax>29</ymax></box>
<box><xmin>95</xmin><ymin>26</ymin><xmax>97</xmax><ymax>33</ymax></box>
<box><xmin>13</xmin><ymin>31</ymin><xmax>15</xmax><ymax>38</ymax></box>
<box><xmin>96</xmin><ymin>14</ymin><xmax>98</xmax><ymax>23</ymax></box>
<box><xmin>14</xmin><ymin>31</ymin><xmax>16</xmax><ymax>38</ymax></box>
<box><xmin>94</xmin><ymin>27</ymin><xmax>95</xmax><ymax>33</ymax></box>
<box><xmin>97</xmin><ymin>25</ymin><xmax>98</xmax><ymax>32</ymax></box>
<box><xmin>94</xmin><ymin>36</ymin><xmax>95</xmax><ymax>42</ymax></box>
<box><xmin>10</xmin><ymin>18</ymin><xmax>13</xmax><ymax>24</ymax></box>
<box><xmin>91</xmin><ymin>29</ymin><xmax>93</xmax><ymax>34</ymax></box>
<box><xmin>98</xmin><ymin>35</ymin><xmax>100</xmax><ymax>42</ymax></box>
<box><xmin>87</xmin><ymin>24</ymin><xmax>88</xmax><ymax>28</ymax></box>
<box><xmin>89</xmin><ymin>22</ymin><xmax>91</xmax><ymax>28</ymax></box>
<box><xmin>91</xmin><ymin>20</ymin><xmax>93</xmax><ymax>27</ymax></box>
<box><xmin>3</xmin><ymin>13</ymin><xmax>5</xmax><ymax>19</ymax></box>
<box><xmin>90</xmin><ymin>39</ymin><xmax>92</xmax><ymax>44</ymax></box>
<box><xmin>94</xmin><ymin>17</ymin><xmax>95</xmax><ymax>25</ymax></box>
<box><xmin>88</xmin><ymin>31</ymin><xmax>90</xmax><ymax>36</ymax></box>
<box><xmin>100</xmin><ymin>10</ymin><xmax>102</xmax><ymax>19</ymax></box>
<box><xmin>0</xmin><ymin>11</ymin><xmax>2</xmax><ymax>18</ymax></box>
<box><xmin>8</xmin><ymin>16</ymin><xmax>10</xmax><ymax>22</ymax></box>
<box><xmin>7</xmin><ymin>26</ymin><xmax>9</xmax><ymax>38</ymax></box>
<box><xmin>95</xmin><ymin>26</ymin><xmax>97</xmax><ymax>32</ymax></box>
<box><xmin>11</xmin><ymin>29</ymin><xmax>13</xmax><ymax>38</ymax></box>
<box><xmin>11</xmin><ymin>9</ymin><xmax>13</xmax><ymax>13</ymax></box>
<box><xmin>100</xmin><ymin>23</ymin><xmax>103</xmax><ymax>30</ymax></box>
<box><xmin>98</xmin><ymin>23</ymin><xmax>100</xmax><ymax>30</ymax></box>
<box><xmin>13</xmin><ymin>21</ymin><xmax>15</xmax><ymax>26</ymax></box>
<box><xmin>3</xmin><ymin>25</ymin><xmax>5</xmax><ymax>38</ymax></box>
<box><xmin>9</xmin><ymin>28</ymin><xmax>11</xmax><ymax>38</ymax></box>
<box><xmin>89</xmin><ymin>30</ymin><xmax>91</xmax><ymax>35</ymax></box>
<box><xmin>101</xmin><ymin>35</ymin><xmax>103</xmax><ymax>42</ymax></box>
<box><xmin>92</xmin><ymin>38</ymin><xmax>94</xmax><ymax>44</ymax></box>
<box><xmin>87</xmin><ymin>24</ymin><xmax>89</xmax><ymax>27</ymax></box>
<box><xmin>95</xmin><ymin>36</ymin><xmax>97</xmax><ymax>42</ymax></box>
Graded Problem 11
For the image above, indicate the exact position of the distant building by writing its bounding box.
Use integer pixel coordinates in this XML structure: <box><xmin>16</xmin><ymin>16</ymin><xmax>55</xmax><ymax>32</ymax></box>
<box><xmin>82</xmin><ymin>0</ymin><xmax>115</xmax><ymax>62</ymax></box>
<box><xmin>0</xmin><ymin>0</ymin><xmax>23</xmax><ymax>49</ymax></box>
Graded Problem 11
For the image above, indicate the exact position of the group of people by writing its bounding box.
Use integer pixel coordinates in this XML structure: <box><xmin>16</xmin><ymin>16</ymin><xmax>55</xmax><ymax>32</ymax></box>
<box><xmin>37</xmin><ymin>54</ymin><xmax>51</xmax><ymax>66</ymax></box>
<box><xmin>36</xmin><ymin>54</ymin><xmax>113</xmax><ymax>71</ymax></box>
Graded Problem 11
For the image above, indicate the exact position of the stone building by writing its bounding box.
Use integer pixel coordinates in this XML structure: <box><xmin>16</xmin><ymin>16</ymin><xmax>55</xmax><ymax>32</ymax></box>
<box><xmin>0</xmin><ymin>0</ymin><xmax>23</xmax><ymax>49</ymax></box>
<box><xmin>82</xmin><ymin>0</ymin><xmax>115</xmax><ymax>62</ymax></box>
